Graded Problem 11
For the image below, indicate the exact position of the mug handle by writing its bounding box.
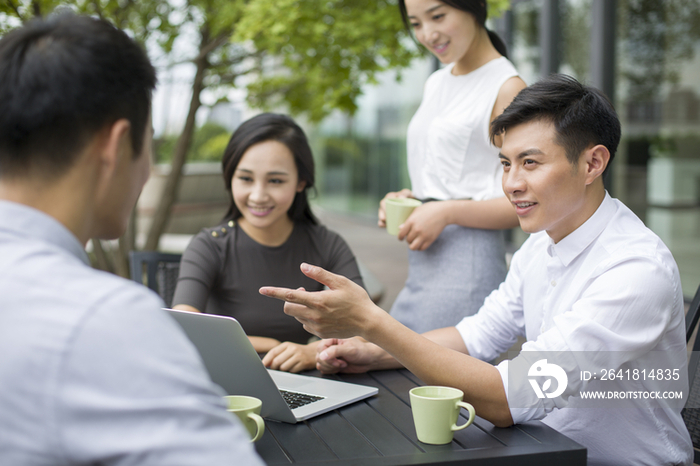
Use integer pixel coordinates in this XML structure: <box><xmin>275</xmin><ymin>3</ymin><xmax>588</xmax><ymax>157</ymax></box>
<box><xmin>451</xmin><ymin>401</ymin><xmax>475</xmax><ymax>432</ymax></box>
<box><xmin>247</xmin><ymin>412</ymin><xmax>265</xmax><ymax>442</ymax></box>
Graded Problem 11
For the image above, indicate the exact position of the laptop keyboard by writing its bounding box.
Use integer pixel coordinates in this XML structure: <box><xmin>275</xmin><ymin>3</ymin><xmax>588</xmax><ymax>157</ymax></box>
<box><xmin>279</xmin><ymin>389</ymin><xmax>325</xmax><ymax>409</ymax></box>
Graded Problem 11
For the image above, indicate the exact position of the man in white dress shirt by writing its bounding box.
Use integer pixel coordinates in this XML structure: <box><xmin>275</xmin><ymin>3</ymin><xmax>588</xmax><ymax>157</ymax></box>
<box><xmin>0</xmin><ymin>13</ymin><xmax>263</xmax><ymax>465</ymax></box>
<box><xmin>260</xmin><ymin>74</ymin><xmax>693</xmax><ymax>465</ymax></box>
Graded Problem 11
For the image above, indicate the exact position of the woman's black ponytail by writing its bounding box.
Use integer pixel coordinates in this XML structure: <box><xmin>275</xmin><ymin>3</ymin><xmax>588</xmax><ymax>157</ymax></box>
<box><xmin>486</xmin><ymin>28</ymin><xmax>508</xmax><ymax>58</ymax></box>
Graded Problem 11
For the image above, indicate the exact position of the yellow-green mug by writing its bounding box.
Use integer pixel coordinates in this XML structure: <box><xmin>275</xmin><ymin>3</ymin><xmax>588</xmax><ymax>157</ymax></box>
<box><xmin>409</xmin><ymin>386</ymin><xmax>475</xmax><ymax>445</ymax></box>
<box><xmin>385</xmin><ymin>198</ymin><xmax>422</xmax><ymax>236</ymax></box>
<box><xmin>225</xmin><ymin>395</ymin><xmax>265</xmax><ymax>442</ymax></box>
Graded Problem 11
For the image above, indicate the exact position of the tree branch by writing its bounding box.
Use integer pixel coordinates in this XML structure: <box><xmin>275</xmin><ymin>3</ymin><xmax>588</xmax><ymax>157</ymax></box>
<box><xmin>145</xmin><ymin>29</ymin><xmax>212</xmax><ymax>251</ymax></box>
<box><xmin>90</xmin><ymin>0</ymin><xmax>105</xmax><ymax>20</ymax></box>
<box><xmin>210</xmin><ymin>64</ymin><xmax>260</xmax><ymax>86</ymax></box>
<box><xmin>195</xmin><ymin>33</ymin><xmax>231</xmax><ymax>62</ymax></box>
<box><xmin>162</xmin><ymin>47</ymin><xmax>259</xmax><ymax>69</ymax></box>
<box><xmin>211</xmin><ymin>49</ymin><xmax>264</xmax><ymax>68</ymax></box>
<box><xmin>6</xmin><ymin>0</ymin><xmax>23</xmax><ymax>20</ymax></box>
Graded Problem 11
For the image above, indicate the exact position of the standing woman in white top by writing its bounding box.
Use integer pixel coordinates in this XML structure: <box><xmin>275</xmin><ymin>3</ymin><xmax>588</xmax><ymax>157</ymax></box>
<box><xmin>381</xmin><ymin>0</ymin><xmax>527</xmax><ymax>332</ymax></box>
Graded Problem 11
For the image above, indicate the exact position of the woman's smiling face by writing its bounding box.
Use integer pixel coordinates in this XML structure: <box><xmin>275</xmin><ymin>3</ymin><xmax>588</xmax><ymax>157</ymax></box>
<box><xmin>405</xmin><ymin>0</ymin><xmax>480</xmax><ymax>69</ymax></box>
<box><xmin>231</xmin><ymin>139</ymin><xmax>305</xmax><ymax>241</ymax></box>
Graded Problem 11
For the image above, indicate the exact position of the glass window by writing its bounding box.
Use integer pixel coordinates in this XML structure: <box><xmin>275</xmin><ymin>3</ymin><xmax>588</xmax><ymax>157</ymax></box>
<box><xmin>560</xmin><ymin>0</ymin><xmax>592</xmax><ymax>82</ymax></box>
<box><xmin>510</xmin><ymin>0</ymin><xmax>542</xmax><ymax>85</ymax></box>
<box><xmin>615</xmin><ymin>0</ymin><xmax>700</xmax><ymax>296</ymax></box>
<box><xmin>312</xmin><ymin>57</ymin><xmax>431</xmax><ymax>216</ymax></box>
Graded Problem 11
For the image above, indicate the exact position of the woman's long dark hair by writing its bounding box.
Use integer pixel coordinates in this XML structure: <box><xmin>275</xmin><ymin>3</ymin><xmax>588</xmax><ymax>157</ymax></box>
<box><xmin>398</xmin><ymin>0</ymin><xmax>508</xmax><ymax>58</ymax></box>
<box><xmin>222</xmin><ymin>113</ymin><xmax>318</xmax><ymax>224</ymax></box>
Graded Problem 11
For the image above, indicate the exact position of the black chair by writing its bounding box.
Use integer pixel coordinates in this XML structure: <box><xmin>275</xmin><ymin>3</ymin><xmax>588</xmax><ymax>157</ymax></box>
<box><xmin>687</xmin><ymin>283</ymin><xmax>700</xmax><ymax>344</ymax></box>
<box><xmin>128</xmin><ymin>251</ymin><xmax>182</xmax><ymax>308</ymax></box>
<box><xmin>682</xmin><ymin>283</ymin><xmax>700</xmax><ymax>464</ymax></box>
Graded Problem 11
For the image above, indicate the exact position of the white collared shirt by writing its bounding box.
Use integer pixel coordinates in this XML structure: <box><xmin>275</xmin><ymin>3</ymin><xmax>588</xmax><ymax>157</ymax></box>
<box><xmin>456</xmin><ymin>193</ymin><xmax>693</xmax><ymax>465</ymax></box>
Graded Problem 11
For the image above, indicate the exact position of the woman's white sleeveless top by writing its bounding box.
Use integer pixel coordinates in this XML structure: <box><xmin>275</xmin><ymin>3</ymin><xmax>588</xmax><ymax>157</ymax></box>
<box><xmin>407</xmin><ymin>57</ymin><xmax>519</xmax><ymax>201</ymax></box>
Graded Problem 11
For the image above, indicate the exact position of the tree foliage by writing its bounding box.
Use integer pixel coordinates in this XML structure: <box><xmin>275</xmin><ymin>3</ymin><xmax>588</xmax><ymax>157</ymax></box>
<box><xmin>234</xmin><ymin>0</ymin><xmax>417</xmax><ymax>122</ymax></box>
<box><xmin>488</xmin><ymin>0</ymin><xmax>510</xmax><ymax>19</ymax></box>
<box><xmin>234</xmin><ymin>0</ymin><xmax>510</xmax><ymax>121</ymax></box>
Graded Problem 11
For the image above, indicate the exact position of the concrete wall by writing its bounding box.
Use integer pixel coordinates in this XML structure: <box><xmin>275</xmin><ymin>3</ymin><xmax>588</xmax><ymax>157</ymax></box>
<box><xmin>137</xmin><ymin>162</ymin><xmax>230</xmax><ymax>238</ymax></box>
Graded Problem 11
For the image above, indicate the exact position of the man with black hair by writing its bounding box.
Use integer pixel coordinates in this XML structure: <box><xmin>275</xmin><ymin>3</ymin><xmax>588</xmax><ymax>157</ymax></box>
<box><xmin>0</xmin><ymin>14</ymin><xmax>263</xmax><ymax>465</ymax></box>
<box><xmin>261</xmin><ymin>74</ymin><xmax>693</xmax><ymax>465</ymax></box>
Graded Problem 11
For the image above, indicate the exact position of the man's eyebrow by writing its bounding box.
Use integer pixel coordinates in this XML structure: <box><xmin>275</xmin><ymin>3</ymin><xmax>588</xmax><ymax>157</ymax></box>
<box><xmin>499</xmin><ymin>148</ymin><xmax>545</xmax><ymax>160</ymax></box>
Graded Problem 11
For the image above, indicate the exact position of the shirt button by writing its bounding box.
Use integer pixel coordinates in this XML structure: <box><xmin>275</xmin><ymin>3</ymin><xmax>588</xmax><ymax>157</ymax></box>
<box><xmin>551</xmin><ymin>280</ymin><xmax>557</xmax><ymax>287</ymax></box>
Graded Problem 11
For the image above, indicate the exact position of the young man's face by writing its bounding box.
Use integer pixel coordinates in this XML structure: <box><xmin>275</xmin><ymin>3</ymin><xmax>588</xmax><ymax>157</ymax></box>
<box><xmin>499</xmin><ymin>119</ymin><xmax>592</xmax><ymax>243</ymax></box>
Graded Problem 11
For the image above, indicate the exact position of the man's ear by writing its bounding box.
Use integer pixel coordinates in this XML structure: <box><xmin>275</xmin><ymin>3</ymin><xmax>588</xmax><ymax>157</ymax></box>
<box><xmin>99</xmin><ymin>119</ymin><xmax>132</xmax><ymax>175</ymax></box>
<box><xmin>584</xmin><ymin>144</ymin><xmax>610</xmax><ymax>186</ymax></box>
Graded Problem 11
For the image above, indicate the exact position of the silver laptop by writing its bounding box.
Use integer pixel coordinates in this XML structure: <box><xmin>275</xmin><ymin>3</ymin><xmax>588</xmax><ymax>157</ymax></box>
<box><xmin>165</xmin><ymin>308</ymin><xmax>378</xmax><ymax>423</ymax></box>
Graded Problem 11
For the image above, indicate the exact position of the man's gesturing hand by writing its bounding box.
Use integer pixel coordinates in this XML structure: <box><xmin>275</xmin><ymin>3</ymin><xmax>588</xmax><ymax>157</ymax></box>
<box><xmin>259</xmin><ymin>263</ymin><xmax>382</xmax><ymax>340</ymax></box>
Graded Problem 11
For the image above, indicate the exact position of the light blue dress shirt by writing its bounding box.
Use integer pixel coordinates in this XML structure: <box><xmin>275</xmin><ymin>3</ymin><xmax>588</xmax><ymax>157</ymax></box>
<box><xmin>0</xmin><ymin>201</ymin><xmax>264</xmax><ymax>465</ymax></box>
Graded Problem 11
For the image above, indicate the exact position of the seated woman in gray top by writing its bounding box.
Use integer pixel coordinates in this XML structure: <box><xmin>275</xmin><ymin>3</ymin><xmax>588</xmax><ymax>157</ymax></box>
<box><xmin>172</xmin><ymin>113</ymin><xmax>364</xmax><ymax>372</ymax></box>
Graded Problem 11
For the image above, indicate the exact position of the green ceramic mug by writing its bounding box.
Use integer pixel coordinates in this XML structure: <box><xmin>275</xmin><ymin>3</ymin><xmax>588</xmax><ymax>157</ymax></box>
<box><xmin>409</xmin><ymin>386</ymin><xmax>475</xmax><ymax>445</ymax></box>
<box><xmin>225</xmin><ymin>395</ymin><xmax>265</xmax><ymax>442</ymax></box>
<box><xmin>385</xmin><ymin>198</ymin><xmax>422</xmax><ymax>236</ymax></box>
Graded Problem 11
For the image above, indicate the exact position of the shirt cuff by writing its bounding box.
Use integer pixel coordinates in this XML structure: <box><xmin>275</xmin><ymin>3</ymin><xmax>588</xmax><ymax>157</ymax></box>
<box><xmin>495</xmin><ymin>359</ymin><xmax>546</xmax><ymax>424</ymax></box>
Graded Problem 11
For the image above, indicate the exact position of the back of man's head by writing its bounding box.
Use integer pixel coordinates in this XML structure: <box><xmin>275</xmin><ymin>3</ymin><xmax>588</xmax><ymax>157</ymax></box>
<box><xmin>0</xmin><ymin>13</ymin><xmax>156</xmax><ymax>179</ymax></box>
<box><xmin>491</xmin><ymin>74</ymin><xmax>621</xmax><ymax>175</ymax></box>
